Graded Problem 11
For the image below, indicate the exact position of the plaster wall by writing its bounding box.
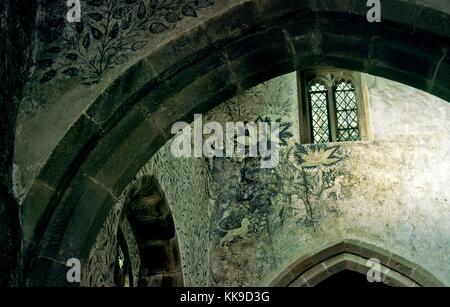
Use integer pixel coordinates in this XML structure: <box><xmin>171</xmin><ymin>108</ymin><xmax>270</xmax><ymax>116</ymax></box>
<box><xmin>203</xmin><ymin>73</ymin><xmax>450</xmax><ymax>286</ymax></box>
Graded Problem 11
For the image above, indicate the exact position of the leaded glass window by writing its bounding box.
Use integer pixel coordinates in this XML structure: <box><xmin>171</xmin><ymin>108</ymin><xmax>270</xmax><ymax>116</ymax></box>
<box><xmin>308</xmin><ymin>82</ymin><xmax>331</xmax><ymax>143</ymax></box>
<box><xmin>334</xmin><ymin>80</ymin><xmax>360</xmax><ymax>141</ymax></box>
<box><xmin>300</xmin><ymin>71</ymin><xmax>367</xmax><ymax>144</ymax></box>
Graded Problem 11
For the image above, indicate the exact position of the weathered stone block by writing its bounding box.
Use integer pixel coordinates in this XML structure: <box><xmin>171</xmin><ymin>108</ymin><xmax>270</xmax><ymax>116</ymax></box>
<box><xmin>78</xmin><ymin>106</ymin><xmax>169</xmax><ymax>197</ymax></box>
<box><xmin>321</xmin><ymin>33</ymin><xmax>371</xmax><ymax>59</ymax></box>
<box><xmin>300</xmin><ymin>263</ymin><xmax>329</xmax><ymax>286</ymax></box>
<box><xmin>57</xmin><ymin>176</ymin><xmax>118</xmax><ymax>260</ymax></box>
<box><xmin>415</xmin><ymin>7</ymin><xmax>450</xmax><ymax>40</ymax></box>
<box><xmin>256</xmin><ymin>0</ymin><xmax>312</xmax><ymax>16</ymax></box>
<box><xmin>314</xmin><ymin>16</ymin><xmax>373</xmax><ymax>39</ymax></box>
<box><xmin>433</xmin><ymin>55</ymin><xmax>450</xmax><ymax>90</ymax></box>
<box><xmin>140</xmin><ymin>51</ymin><xmax>227</xmax><ymax>116</ymax></box>
<box><xmin>372</xmin><ymin>42</ymin><xmax>432</xmax><ymax>77</ymax></box>
<box><xmin>323</xmin><ymin>254</ymin><xmax>347</xmax><ymax>277</ymax></box>
<box><xmin>37</xmin><ymin>114</ymin><xmax>99</xmax><ymax>189</ymax></box>
<box><xmin>21</xmin><ymin>180</ymin><xmax>55</xmax><ymax>246</ymax></box>
<box><xmin>312</xmin><ymin>0</ymin><xmax>355</xmax><ymax>14</ymax></box>
<box><xmin>289</xmin><ymin>253</ymin><xmax>315</xmax><ymax>277</ymax></box>
<box><xmin>283</xmin><ymin>18</ymin><xmax>316</xmax><ymax>39</ymax></box>
<box><xmin>367</xmin><ymin>61</ymin><xmax>429</xmax><ymax>92</ymax></box>
<box><xmin>202</xmin><ymin>1</ymin><xmax>261</xmax><ymax>46</ymax></box>
<box><xmin>290</xmin><ymin>32</ymin><xmax>322</xmax><ymax>57</ymax></box>
<box><xmin>270</xmin><ymin>269</ymin><xmax>295</xmax><ymax>287</ymax></box>
<box><xmin>154</xmin><ymin>65</ymin><xmax>237</xmax><ymax>123</ymax></box>
<box><xmin>85</xmin><ymin>61</ymin><xmax>157</xmax><ymax>127</ymax></box>
<box><xmin>144</xmin><ymin>25</ymin><xmax>212</xmax><ymax>81</ymax></box>
<box><xmin>229</xmin><ymin>43</ymin><xmax>294</xmax><ymax>83</ymax></box>
<box><xmin>256</xmin><ymin>0</ymin><xmax>313</xmax><ymax>28</ymax></box>
<box><xmin>239</xmin><ymin>60</ymin><xmax>295</xmax><ymax>91</ymax></box>
<box><xmin>225</xmin><ymin>28</ymin><xmax>287</xmax><ymax>61</ymax></box>
<box><xmin>378</xmin><ymin>0</ymin><xmax>422</xmax><ymax>27</ymax></box>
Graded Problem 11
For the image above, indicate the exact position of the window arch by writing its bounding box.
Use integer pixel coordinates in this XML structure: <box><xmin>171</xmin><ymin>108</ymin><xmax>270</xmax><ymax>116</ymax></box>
<box><xmin>299</xmin><ymin>70</ymin><xmax>371</xmax><ymax>144</ymax></box>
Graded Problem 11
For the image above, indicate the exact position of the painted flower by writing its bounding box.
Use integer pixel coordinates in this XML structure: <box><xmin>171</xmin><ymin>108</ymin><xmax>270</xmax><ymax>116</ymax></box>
<box><xmin>295</xmin><ymin>145</ymin><xmax>342</xmax><ymax>169</ymax></box>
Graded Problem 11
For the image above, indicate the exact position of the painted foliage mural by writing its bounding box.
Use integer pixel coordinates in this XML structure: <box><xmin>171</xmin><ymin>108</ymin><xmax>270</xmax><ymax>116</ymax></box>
<box><xmin>289</xmin><ymin>144</ymin><xmax>346</xmax><ymax>227</ymax></box>
<box><xmin>35</xmin><ymin>0</ymin><xmax>215</xmax><ymax>85</ymax></box>
<box><xmin>204</xmin><ymin>73</ymin><xmax>348</xmax><ymax>286</ymax></box>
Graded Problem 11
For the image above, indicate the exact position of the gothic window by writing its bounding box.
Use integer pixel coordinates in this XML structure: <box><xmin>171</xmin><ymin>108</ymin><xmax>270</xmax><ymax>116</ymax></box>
<box><xmin>298</xmin><ymin>70</ymin><xmax>370</xmax><ymax>144</ymax></box>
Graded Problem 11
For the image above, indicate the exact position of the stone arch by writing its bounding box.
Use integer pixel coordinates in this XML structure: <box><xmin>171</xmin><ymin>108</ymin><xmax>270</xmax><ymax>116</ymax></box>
<box><xmin>124</xmin><ymin>175</ymin><xmax>183</xmax><ymax>287</ymax></box>
<box><xmin>298</xmin><ymin>254</ymin><xmax>419</xmax><ymax>287</ymax></box>
<box><xmin>269</xmin><ymin>240</ymin><xmax>445</xmax><ymax>287</ymax></box>
<box><xmin>23</xmin><ymin>0</ymin><xmax>450</xmax><ymax>286</ymax></box>
<box><xmin>80</xmin><ymin>174</ymin><xmax>183</xmax><ymax>287</ymax></box>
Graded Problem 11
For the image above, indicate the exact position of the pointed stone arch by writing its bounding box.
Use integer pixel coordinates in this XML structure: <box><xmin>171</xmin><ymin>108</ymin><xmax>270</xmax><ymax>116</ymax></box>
<box><xmin>269</xmin><ymin>239</ymin><xmax>445</xmax><ymax>287</ymax></box>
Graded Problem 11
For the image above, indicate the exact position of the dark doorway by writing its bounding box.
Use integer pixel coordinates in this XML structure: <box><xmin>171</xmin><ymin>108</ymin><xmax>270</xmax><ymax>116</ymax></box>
<box><xmin>126</xmin><ymin>176</ymin><xmax>184</xmax><ymax>287</ymax></box>
<box><xmin>316</xmin><ymin>270</ymin><xmax>391</xmax><ymax>288</ymax></box>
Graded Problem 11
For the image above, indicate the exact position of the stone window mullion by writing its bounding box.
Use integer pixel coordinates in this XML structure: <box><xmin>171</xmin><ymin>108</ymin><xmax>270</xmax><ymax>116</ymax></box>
<box><xmin>328</xmin><ymin>86</ymin><xmax>338</xmax><ymax>142</ymax></box>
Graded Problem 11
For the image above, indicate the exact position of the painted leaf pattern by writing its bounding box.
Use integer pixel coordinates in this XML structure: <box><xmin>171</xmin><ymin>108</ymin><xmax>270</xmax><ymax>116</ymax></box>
<box><xmin>36</xmin><ymin>0</ymin><xmax>214</xmax><ymax>84</ymax></box>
